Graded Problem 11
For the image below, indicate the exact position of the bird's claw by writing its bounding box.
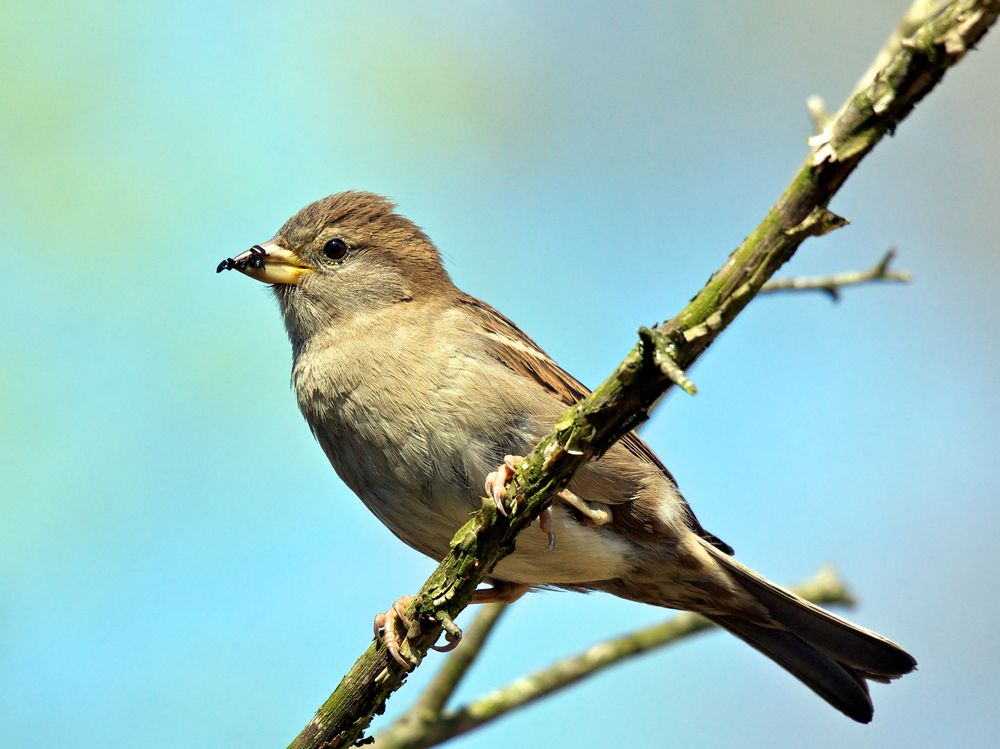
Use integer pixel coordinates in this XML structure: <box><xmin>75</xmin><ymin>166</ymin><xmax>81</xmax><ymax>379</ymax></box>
<box><xmin>373</xmin><ymin>595</ymin><xmax>465</xmax><ymax>666</ymax></box>
<box><xmin>429</xmin><ymin>611</ymin><xmax>463</xmax><ymax>652</ymax></box>
<box><xmin>374</xmin><ymin>595</ymin><xmax>418</xmax><ymax>669</ymax></box>
<box><xmin>484</xmin><ymin>455</ymin><xmax>523</xmax><ymax>516</ymax></box>
<box><xmin>539</xmin><ymin>506</ymin><xmax>556</xmax><ymax>552</ymax></box>
<box><xmin>485</xmin><ymin>455</ymin><xmax>555</xmax><ymax>551</ymax></box>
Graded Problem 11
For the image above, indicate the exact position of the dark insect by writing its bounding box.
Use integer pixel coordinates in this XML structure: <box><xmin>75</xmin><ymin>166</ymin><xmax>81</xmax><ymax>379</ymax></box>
<box><xmin>216</xmin><ymin>244</ymin><xmax>268</xmax><ymax>273</ymax></box>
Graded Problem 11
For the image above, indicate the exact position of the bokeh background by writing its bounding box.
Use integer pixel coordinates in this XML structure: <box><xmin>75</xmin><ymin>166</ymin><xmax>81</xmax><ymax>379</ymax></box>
<box><xmin>3</xmin><ymin>2</ymin><xmax>998</xmax><ymax>747</ymax></box>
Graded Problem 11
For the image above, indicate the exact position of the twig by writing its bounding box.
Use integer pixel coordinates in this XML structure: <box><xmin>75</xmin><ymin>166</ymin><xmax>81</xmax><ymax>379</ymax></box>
<box><xmin>287</xmin><ymin>4</ymin><xmax>1000</xmax><ymax>747</ymax></box>
<box><xmin>760</xmin><ymin>248</ymin><xmax>912</xmax><ymax>301</ymax></box>
<box><xmin>806</xmin><ymin>95</ymin><xmax>832</xmax><ymax>135</ymax></box>
<box><xmin>373</xmin><ymin>568</ymin><xmax>852</xmax><ymax>749</ymax></box>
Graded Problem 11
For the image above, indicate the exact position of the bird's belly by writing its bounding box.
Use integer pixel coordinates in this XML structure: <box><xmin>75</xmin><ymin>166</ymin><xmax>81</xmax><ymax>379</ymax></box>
<box><xmin>491</xmin><ymin>504</ymin><xmax>633</xmax><ymax>585</ymax></box>
<box><xmin>317</xmin><ymin>414</ymin><xmax>632</xmax><ymax>585</ymax></box>
<box><xmin>357</xmin><ymin>478</ymin><xmax>633</xmax><ymax>585</ymax></box>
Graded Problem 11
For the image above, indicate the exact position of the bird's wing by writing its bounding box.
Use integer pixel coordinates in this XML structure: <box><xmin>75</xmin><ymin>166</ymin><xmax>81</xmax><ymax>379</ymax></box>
<box><xmin>456</xmin><ymin>294</ymin><xmax>734</xmax><ymax>555</ymax></box>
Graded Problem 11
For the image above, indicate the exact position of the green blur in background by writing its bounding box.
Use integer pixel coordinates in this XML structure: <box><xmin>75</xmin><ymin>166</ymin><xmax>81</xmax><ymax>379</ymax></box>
<box><xmin>2</xmin><ymin>2</ymin><xmax>999</xmax><ymax>747</ymax></box>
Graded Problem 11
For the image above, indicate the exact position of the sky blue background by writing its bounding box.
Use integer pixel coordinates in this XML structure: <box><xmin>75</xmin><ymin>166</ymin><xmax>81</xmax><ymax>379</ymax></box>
<box><xmin>3</xmin><ymin>2</ymin><xmax>999</xmax><ymax>747</ymax></box>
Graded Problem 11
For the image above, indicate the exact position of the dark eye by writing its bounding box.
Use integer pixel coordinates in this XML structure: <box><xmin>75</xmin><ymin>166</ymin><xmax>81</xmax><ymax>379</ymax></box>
<box><xmin>323</xmin><ymin>238</ymin><xmax>349</xmax><ymax>261</ymax></box>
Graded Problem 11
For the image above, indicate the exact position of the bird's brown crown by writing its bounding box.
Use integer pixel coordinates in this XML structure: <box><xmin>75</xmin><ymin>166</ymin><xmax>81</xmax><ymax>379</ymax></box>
<box><xmin>279</xmin><ymin>192</ymin><xmax>448</xmax><ymax>287</ymax></box>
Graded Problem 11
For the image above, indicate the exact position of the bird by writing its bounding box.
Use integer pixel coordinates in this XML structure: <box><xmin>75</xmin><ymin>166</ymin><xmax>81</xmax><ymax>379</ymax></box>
<box><xmin>217</xmin><ymin>191</ymin><xmax>916</xmax><ymax>723</ymax></box>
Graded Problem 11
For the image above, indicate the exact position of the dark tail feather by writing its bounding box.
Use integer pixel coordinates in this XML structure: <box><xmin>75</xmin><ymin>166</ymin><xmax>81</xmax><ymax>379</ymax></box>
<box><xmin>703</xmin><ymin>544</ymin><xmax>917</xmax><ymax>722</ymax></box>
<box><xmin>708</xmin><ymin>614</ymin><xmax>875</xmax><ymax>722</ymax></box>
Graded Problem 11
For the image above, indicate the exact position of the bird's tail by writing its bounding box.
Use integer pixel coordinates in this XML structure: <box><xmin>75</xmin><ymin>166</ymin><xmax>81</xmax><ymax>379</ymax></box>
<box><xmin>701</xmin><ymin>543</ymin><xmax>917</xmax><ymax>723</ymax></box>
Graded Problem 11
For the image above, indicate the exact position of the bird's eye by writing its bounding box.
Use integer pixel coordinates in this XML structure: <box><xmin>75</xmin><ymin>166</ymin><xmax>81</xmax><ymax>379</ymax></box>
<box><xmin>323</xmin><ymin>238</ymin><xmax>349</xmax><ymax>261</ymax></box>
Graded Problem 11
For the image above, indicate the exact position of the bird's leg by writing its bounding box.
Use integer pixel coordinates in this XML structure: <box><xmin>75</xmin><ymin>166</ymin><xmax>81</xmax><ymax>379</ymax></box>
<box><xmin>374</xmin><ymin>581</ymin><xmax>529</xmax><ymax>664</ymax></box>
<box><xmin>556</xmin><ymin>489</ymin><xmax>612</xmax><ymax>526</ymax></box>
<box><xmin>485</xmin><ymin>454</ymin><xmax>556</xmax><ymax>550</ymax></box>
<box><xmin>472</xmin><ymin>580</ymin><xmax>530</xmax><ymax>604</ymax></box>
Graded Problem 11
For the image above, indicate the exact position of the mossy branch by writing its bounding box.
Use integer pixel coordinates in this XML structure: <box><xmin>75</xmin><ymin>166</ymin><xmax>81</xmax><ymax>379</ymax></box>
<box><xmin>373</xmin><ymin>568</ymin><xmax>852</xmax><ymax>749</ymax></box>
<box><xmin>288</xmin><ymin>3</ymin><xmax>1000</xmax><ymax>747</ymax></box>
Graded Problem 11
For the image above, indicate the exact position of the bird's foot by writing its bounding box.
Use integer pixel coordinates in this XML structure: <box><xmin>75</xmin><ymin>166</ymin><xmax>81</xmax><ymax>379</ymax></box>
<box><xmin>484</xmin><ymin>455</ymin><xmax>523</xmax><ymax>515</ymax></box>
<box><xmin>485</xmin><ymin>455</ymin><xmax>556</xmax><ymax>551</ymax></box>
<box><xmin>373</xmin><ymin>595</ymin><xmax>464</xmax><ymax>668</ymax></box>
<box><xmin>557</xmin><ymin>489</ymin><xmax>612</xmax><ymax>526</ymax></box>
<box><xmin>373</xmin><ymin>595</ymin><xmax>417</xmax><ymax>668</ymax></box>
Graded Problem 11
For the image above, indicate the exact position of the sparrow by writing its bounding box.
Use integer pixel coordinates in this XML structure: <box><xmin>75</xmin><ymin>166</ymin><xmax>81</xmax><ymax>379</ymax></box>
<box><xmin>218</xmin><ymin>191</ymin><xmax>915</xmax><ymax>723</ymax></box>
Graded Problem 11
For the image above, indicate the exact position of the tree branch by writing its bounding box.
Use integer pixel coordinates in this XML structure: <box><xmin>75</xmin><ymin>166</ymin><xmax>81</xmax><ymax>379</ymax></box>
<box><xmin>373</xmin><ymin>568</ymin><xmax>852</xmax><ymax>749</ymax></box>
<box><xmin>288</xmin><ymin>3</ymin><xmax>1000</xmax><ymax>747</ymax></box>
<box><xmin>760</xmin><ymin>248</ymin><xmax>912</xmax><ymax>301</ymax></box>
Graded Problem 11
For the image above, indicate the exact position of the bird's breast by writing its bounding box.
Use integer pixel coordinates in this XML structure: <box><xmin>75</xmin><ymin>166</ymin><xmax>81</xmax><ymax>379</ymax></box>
<box><xmin>291</xmin><ymin>319</ymin><xmax>533</xmax><ymax>559</ymax></box>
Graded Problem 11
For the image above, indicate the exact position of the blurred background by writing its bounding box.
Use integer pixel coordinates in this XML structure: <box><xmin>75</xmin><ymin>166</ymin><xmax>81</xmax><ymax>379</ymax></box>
<box><xmin>2</xmin><ymin>1</ymin><xmax>998</xmax><ymax>747</ymax></box>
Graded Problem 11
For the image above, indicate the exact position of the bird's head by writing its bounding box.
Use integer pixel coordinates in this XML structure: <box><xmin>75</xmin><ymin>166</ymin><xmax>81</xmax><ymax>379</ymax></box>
<box><xmin>218</xmin><ymin>191</ymin><xmax>453</xmax><ymax>346</ymax></box>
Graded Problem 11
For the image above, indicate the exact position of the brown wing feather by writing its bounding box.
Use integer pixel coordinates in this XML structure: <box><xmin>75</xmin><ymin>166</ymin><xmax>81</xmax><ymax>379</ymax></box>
<box><xmin>457</xmin><ymin>294</ymin><xmax>734</xmax><ymax>555</ymax></box>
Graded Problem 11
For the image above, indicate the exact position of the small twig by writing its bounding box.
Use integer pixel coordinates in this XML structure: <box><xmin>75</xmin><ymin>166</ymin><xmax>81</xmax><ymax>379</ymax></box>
<box><xmin>806</xmin><ymin>95</ymin><xmax>832</xmax><ymax>135</ymax></box>
<box><xmin>373</xmin><ymin>568</ymin><xmax>852</xmax><ymax>749</ymax></box>
<box><xmin>760</xmin><ymin>249</ymin><xmax>912</xmax><ymax>302</ymax></box>
<box><xmin>640</xmin><ymin>328</ymin><xmax>698</xmax><ymax>395</ymax></box>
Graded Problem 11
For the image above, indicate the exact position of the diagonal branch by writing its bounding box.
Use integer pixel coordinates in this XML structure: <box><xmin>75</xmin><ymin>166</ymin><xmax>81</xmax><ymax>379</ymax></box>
<box><xmin>288</xmin><ymin>3</ymin><xmax>1000</xmax><ymax>747</ymax></box>
<box><xmin>373</xmin><ymin>568</ymin><xmax>852</xmax><ymax>749</ymax></box>
<box><xmin>760</xmin><ymin>248</ymin><xmax>912</xmax><ymax>301</ymax></box>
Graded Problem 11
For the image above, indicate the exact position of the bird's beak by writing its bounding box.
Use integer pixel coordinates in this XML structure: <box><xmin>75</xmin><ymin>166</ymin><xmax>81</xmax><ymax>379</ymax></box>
<box><xmin>216</xmin><ymin>239</ymin><xmax>314</xmax><ymax>285</ymax></box>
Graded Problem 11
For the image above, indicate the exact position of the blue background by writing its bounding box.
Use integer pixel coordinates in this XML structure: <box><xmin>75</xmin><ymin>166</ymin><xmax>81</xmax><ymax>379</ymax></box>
<box><xmin>3</xmin><ymin>2</ymin><xmax>998</xmax><ymax>747</ymax></box>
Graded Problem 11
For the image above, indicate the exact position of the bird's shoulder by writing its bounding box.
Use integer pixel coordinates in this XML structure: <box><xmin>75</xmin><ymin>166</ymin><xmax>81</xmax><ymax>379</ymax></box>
<box><xmin>453</xmin><ymin>293</ymin><xmax>675</xmax><ymax>477</ymax></box>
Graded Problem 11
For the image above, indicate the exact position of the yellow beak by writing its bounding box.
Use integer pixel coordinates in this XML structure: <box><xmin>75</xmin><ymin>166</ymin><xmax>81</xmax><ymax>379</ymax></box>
<box><xmin>216</xmin><ymin>239</ymin><xmax>314</xmax><ymax>285</ymax></box>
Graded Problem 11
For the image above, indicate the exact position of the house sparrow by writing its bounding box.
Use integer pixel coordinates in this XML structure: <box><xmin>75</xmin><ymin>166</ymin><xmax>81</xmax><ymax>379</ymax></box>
<box><xmin>218</xmin><ymin>191</ymin><xmax>915</xmax><ymax>723</ymax></box>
